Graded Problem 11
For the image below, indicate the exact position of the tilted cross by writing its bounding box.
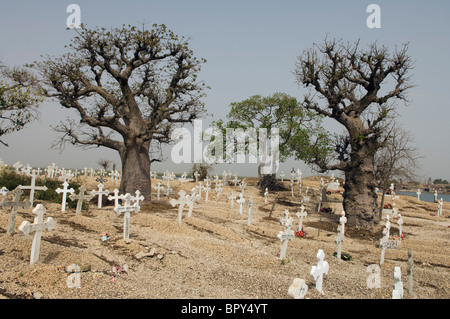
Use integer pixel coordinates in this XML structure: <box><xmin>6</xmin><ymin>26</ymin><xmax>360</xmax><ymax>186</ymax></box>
<box><xmin>91</xmin><ymin>183</ymin><xmax>110</xmax><ymax>208</ymax></box>
<box><xmin>114</xmin><ymin>193</ymin><xmax>140</xmax><ymax>240</ymax></box>
<box><xmin>55</xmin><ymin>181</ymin><xmax>74</xmax><ymax>212</ymax></box>
<box><xmin>1</xmin><ymin>187</ymin><xmax>31</xmax><ymax>234</ymax></box>
<box><xmin>69</xmin><ymin>186</ymin><xmax>93</xmax><ymax>215</ymax></box>
<box><xmin>170</xmin><ymin>190</ymin><xmax>190</xmax><ymax>225</ymax></box>
<box><xmin>19</xmin><ymin>169</ymin><xmax>48</xmax><ymax>206</ymax></box>
<box><xmin>310</xmin><ymin>249</ymin><xmax>329</xmax><ymax>293</ymax></box>
<box><xmin>18</xmin><ymin>204</ymin><xmax>56</xmax><ymax>266</ymax></box>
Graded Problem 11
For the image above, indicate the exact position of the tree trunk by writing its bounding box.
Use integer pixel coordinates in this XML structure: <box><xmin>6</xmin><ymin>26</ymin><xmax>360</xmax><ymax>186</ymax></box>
<box><xmin>342</xmin><ymin>154</ymin><xmax>380</xmax><ymax>230</ymax></box>
<box><xmin>257</xmin><ymin>163</ymin><xmax>285</xmax><ymax>191</ymax></box>
<box><xmin>120</xmin><ymin>141</ymin><xmax>152</xmax><ymax>202</ymax></box>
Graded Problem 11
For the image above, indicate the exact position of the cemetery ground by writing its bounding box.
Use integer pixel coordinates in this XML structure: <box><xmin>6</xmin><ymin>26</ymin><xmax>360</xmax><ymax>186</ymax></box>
<box><xmin>0</xmin><ymin>175</ymin><xmax>448</xmax><ymax>299</ymax></box>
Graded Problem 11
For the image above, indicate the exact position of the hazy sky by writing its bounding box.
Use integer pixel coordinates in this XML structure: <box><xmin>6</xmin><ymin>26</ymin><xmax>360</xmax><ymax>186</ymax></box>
<box><xmin>0</xmin><ymin>0</ymin><xmax>449</xmax><ymax>181</ymax></box>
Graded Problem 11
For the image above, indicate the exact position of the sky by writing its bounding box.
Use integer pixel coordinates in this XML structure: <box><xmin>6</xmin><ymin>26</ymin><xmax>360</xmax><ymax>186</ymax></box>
<box><xmin>0</xmin><ymin>0</ymin><xmax>449</xmax><ymax>181</ymax></box>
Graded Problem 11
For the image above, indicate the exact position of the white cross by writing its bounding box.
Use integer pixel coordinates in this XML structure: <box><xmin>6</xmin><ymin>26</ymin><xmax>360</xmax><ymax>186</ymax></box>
<box><xmin>277</xmin><ymin>210</ymin><xmax>294</xmax><ymax>259</ymax></box>
<box><xmin>21</xmin><ymin>163</ymin><xmax>32</xmax><ymax>176</ymax></box>
<box><xmin>179</xmin><ymin>172</ymin><xmax>187</xmax><ymax>184</ymax></box>
<box><xmin>170</xmin><ymin>190</ymin><xmax>190</xmax><ymax>225</ymax></box>
<box><xmin>215</xmin><ymin>181</ymin><xmax>223</xmax><ymax>201</ymax></box>
<box><xmin>13</xmin><ymin>161</ymin><xmax>23</xmax><ymax>174</ymax></box>
<box><xmin>131</xmin><ymin>190</ymin><xmax>145</xmax><ymax>208</ymax></box>
<box><xmin>236</xmin><ymin>192</ymin><xmax>245</xmax><ymax>215</ymax></box>
<box><xmin>437</xmin><ymin>198</ymin><xmax>443</xmax><ymax>217</ymax></box>
<box><xmin>69</xmin><ymin>186</ymin><xmax>93</xmax><ymax>215</ymax></box>
<box><xmin>247</xmin><ymin>196</ymin><xmax>255</xmax><ymax>226</ymax></box>
<box><xmin>153</xmin><ymin>181</ymin><xmax>164</xmax><ymax>200</ymax></box>
<box><xmin>197</xmin><ymin>182</ymin><xmax>204</xmax><ymax>197</ymax></box>
<box><xmin>56</xmin><ymin>181</ymin><xmax>75</xmax><ymax>212</ymax></box>
<box><xmin>204</xmin><ymin>182</ymin><xmax>211</xmax><ymax>202</ymax></box>
<box><xmin>1</xmin><ymin>187</ymin><xmax>31</xmax><ymax>234</ymax></box>
<box><xmin>290</xmin><ymin>179</ymin><xmax>294</xmax><ymax>197</ymax></box>
<box><xmin>239</xmin><ymin>179</ymin><xmax>247</xmax><ymax>196</ymax></box>
<box><xmin>338</xmin><ymin>211</ymin><xmax>347</xmax><ymax>235</ymax></box>
<box><xmin>295</xmin><ymin>205</ymin><xmax>307</xmax><ymax>232</ymax></box>
<box><xmin>280</xmin><ymin>171</ymin><xmax>285</xmax><ymax>182</ymax></box>
<box><xmin>108</xmin><ymin>189</ymin><xmax>123</xmax><ymax>210</ymax></box>
<box><xmin>91</xmin><ymin>183</ymin><xmax>110</xmax><ymax>208</ymax></box>
<box><xmin>228</xmin><ymin>191</ymin><xmax>236</xmax><ymax>209</ymax></box>
<box><xmin>392</xmin><ymin>266</ymin><xmax>404</xmax><ymax>299</ymax></box>
<box><xmin>58</xmin><ymin>171</ymin><xmax>74</xmax><ymax>183</ymax></box>
<box><xmin>380</xmin><ymin>215</ymin><xmax>392</xmax><ymax>265</ymax></box>
<box><xmin>416</xmin><ymin>189</ymin><xmax>421</xmax><ymax>201</ymax></box>
<box><xmin>186</xmin><ymin>193</ymin><xmax>200</xmax><ymax>217</ymax></box>
<box><xmin>18</xmin><ymin>169</ymin><xmax>48</xmax><ymax>206</ymax></box>
<box><xmin>264</xmin><ymin>188</ymin><xmax>269</xmax><ymax>205</ymax></box>
<box><xmin>18</xmin><ymin>204</ymin><xmax>56</xmax><ymax>266</ymax></box>
<box><xmin>310</xmin><ymin>249</ymin><xmax>329</xmax><ymax>293</ymax></box>
<box><xmin>115</xmin><ymin>193</ymin><xmax>140</xmax><ymax>240</ymax></box>
<box><xmin>194</xmin><ymin>171</ymin><xmax>200</xmax><ymax>182</ymax></box>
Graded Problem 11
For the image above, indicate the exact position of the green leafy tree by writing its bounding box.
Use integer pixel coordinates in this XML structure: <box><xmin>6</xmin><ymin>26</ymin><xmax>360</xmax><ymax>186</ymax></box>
<box><xmin>0</xmin><ymin>62</ymin><xmax>41</xmax><ymax>146</ymax></box>
<box><xmin>212</xmin><ymin>92</ymin><xmax>331</xmax><ymax>190</ymax></box>
<box><xmin>34</xmin><ymin>24</ymin><xmax>208</xmax><ymax>201</ymax></box>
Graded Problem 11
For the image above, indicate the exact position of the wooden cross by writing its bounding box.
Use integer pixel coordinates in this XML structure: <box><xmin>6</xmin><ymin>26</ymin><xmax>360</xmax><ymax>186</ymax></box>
<box><xmin>277</xmin><ymin>210</ymin><xmax>294</xmax><ymax>259</ymax></box>
<box><xmin>55</xmin><ymin>181</ymin><xmax>74</xmax><ymax>212</ymax></box>
<box><xmin>108</xmin><ymin>189</ymin><xmax>123</xmax><ymax>210</ymax></box>
<box><xmin>19</xmin><ymin>169</ymin><xmax>48</xmax><ymax>206</ymax></box>
<box><xmin>114</xmin><ymin>193</ymin><xmax>140</xmax><ymax>240</ymax></box>
<box><xmin>228</xmin><ymin>191</ymin><xmax>236</xmax><ymax>209</ymax></box>
<box><xmin>310</xmin><ymin>249</ymin><xmax>329</xmax><ymax>293</ymax></box>
<box><xmin>91</xmin><ymin>183</ymin><xmax>110</xmax><ymax>208</ymax></box>
<box><xmin>170</xmin><ymin>190</ymin><xmax>190</xmax><ymax>225</ymax></box>
<box><xmin>153</xmin><ymin>181</ymin><xmax>164</xmax><ymax>200</ymax></box>
<box><xmin>1</xmin><ymin>187</ymin><xmax>31</xmax><ymax>234</ymax></box>
<box><xmin>69</xmin><ymin>186</ymin><xmax>93</xmax><ymax>215</ymax></box>
<box><xmin>295</xmin><ymin>205</ymin><xmax>307</xmax><ymax>232</ymax></box>
<box><xmin>247</xmin><ymin>196</ymin><xmax>255</xmax><ymax>226</ymax></box>
<box><xmin>236</xmin><ymin>192</ymin><xmax>245</xmax><ymax>215</ymax></box>
<box><xmin>18</xmin><ymin>204</ymin><xmax>56</xmax><ymax>266</ymax></box>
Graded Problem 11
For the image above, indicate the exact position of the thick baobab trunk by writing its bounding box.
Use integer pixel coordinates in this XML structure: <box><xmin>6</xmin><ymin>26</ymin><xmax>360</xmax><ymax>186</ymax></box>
<box><xmin>120</xmin><ymin>141</ymin><xmax>152</xmax><ymax>202</ymax></box>
<box><xmin>342</xmin><ymin>152</ymin><xmax>380</xmax><ymax>230</ymax></box>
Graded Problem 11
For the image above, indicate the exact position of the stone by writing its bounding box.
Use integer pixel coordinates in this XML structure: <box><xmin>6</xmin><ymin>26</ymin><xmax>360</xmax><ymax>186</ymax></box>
<box><xmin>91</xmin><ymin>183</ymin><xmax>110</xmax><ymax>208</ymax></box>
<box><xmin>310</xmin><ymin>249</ymin><xmax>329</xmax><ymax>293</ymax></box>
<box><xmin>69</xmin><ymin>186</ymin><xmax>93</xmax><ymax>215</ymax></box>
<box><xmin>135</xmin><ymin>248</ymin><xmax>156</xmax><ymax>260</ymax></box>
<box><xmin>18</xmin><ymin>204</ymin><xmax>56</xmax><ymax>266</ymax></box>
<box><xmin>1</xmin><ymin>187</ymin><xmax>31</xmax><ymax>234</ymax></box>
<box><xmin>288</xmin><ymin>278</ymin><xmax>308</xmax><ymax>299</ymax></box>
<box><xmin>56</xmin><ymin>181</ymin><xmax>75</xmax><ymax>212</ymax></box>
<box><xmin>114</xmin><ymin>193</ymin><xmax>140</xmax><ymax>240</ymax></box>
<box><xmin>18</xmin><ymin>169</ymin><xmax>48</xmax><ymax>206</ymax></box>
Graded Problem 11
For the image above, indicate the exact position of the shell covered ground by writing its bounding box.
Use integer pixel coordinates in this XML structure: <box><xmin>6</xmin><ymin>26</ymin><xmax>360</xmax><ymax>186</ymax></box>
<box><xmin>0</xmin><ymin>175</ymin><xmax>448</xmax><ymax>299</ymax></box>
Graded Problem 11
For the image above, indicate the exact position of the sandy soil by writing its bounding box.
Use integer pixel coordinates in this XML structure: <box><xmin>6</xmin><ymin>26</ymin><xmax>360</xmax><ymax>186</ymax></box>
<box><xmin>0</xmin><ymin>175</ymin><xmax>448</xmax><ymax>299</ymax></box>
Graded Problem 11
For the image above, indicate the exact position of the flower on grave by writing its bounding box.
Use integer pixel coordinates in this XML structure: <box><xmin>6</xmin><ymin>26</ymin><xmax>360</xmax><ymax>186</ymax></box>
<box><xmin>383</xmin><ymin>203</ymin><xmax>393</xmax><ymax>209</ymax></box>
<box><xmin>100</xmin><ymin>232</ymin><xmax>110</xmax><ymax>243</ymax></box>
<box><xmin>295</xmin><ymin>230</ymin><xmax>305</xmax><ymax>238</ymax></box>
<box><xmin>401</xmin><ymin>234</ymin><xmax>404</xmax><ymax>239</ymax></box>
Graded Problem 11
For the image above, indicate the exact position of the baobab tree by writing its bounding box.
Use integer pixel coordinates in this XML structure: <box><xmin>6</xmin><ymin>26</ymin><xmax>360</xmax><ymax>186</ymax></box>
<box><xmin>294</xmin><ymin>38</ymin><xmax>414</xmax><ymax>230</ymax></box>
<box><xmin>35</xmin><ymin>24</ymin><xmax>208</xmax><ymax>200</ymax></box>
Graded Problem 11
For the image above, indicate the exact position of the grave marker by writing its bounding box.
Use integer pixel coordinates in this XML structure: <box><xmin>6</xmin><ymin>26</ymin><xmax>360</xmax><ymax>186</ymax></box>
<box><xmin>170</xmin><ymin>190</ymin><xmax>190</xmax><ymax>225</ymax></box>
<box><xmin>56</xmin><ymin>181</ymin><xmax>75</xmax><ymax>212</ymax></box>
<box><xmin>407</xmin><ymin>249</ymin><xmax>414</xmax><ymax>297</ymax></box>
<box><xmin>397</xmin><ymin>213</ymin><xmax>403</xmax><ymax>239</ymax></box>
<box><xmin>277</xmin><ymin>210</ymin><xmax>294</xmax><ymax>259</ymax></box>
<box><xmin>18</xmin><ymin>204</ymin><xmax>56</xmax><ymax>266</ymax></box>
<box><xmin>0</xmin><ymin>186</ymin><xmax>9</xmax><ymax>195</ymax></box>
<box><xmin>392</xmin><ymin>266</ymin><xmax>403</xmax><ymax>299</ymax></box>
<box><xmin>1</xmin><ymin>187</ymin><xmax>31</xmax><ymax>234</ymax></box>
<box><xmin>288</xmin><ymin>278</ymin><xmax>308</xmax><ymax>299</ymax></box>
<box><xmin>228</xmin><ymin>191</ymin><xmax>236</xmax><ymax>209</ymax></box>
<box><xmin>310</xmin><ymin>249</ymin><xmax>329</xmax><ymax>293</ymax></box>
<box><xmin>108</xmin><ymin>189</ymin><xmax>123</xmax><ymax>210</ymax></box>
<box><xmin>204</xmin><ymin>182</ymin><xmax>211</xmax><ymax>202</ymax></box>
<box><xmin>114</xmin><ymin>193</ymin><xmax>140</xmax><ymax>240</ymax></box>
<box><xmin>91</xmin><ymin>183</ymin><xmax>110</xmax><ymax>208</ymax></box>
<box><xmin>264</xmin><ymin>188</ymin><xmax>269</xmax><ymax>205</ymax></box>
<box><xmin>19</xmin><ymin>169</ymin><xmax>48</xmax><ymax>206</ymax></box>
<box><xmin>247</xmin><ymin>196</ymin><xmax>255</xmax><ymax>226</ymax></box>
<box><xmin>295</xmin><ymin>205</ymin><xmax>307</xmax><ymax>232</ymax></box>
<box><xmin>131</xmin><ymin>190</ymin><xmax>145</xmax><ymax>209</ymax></box>
<box><xmin>69</xmin><ymin>186</ymin><xmax>93</xmax><ymax>215</ymax></box>
<box><xmin>153</xmin><ymin>181</ymin><xmax>164</xmax><ymax>200</ymax></box>
<box><xmin>237</xmin><ymin>192</ymin><xmax>245</xmax><ymax>215</ymax></box>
